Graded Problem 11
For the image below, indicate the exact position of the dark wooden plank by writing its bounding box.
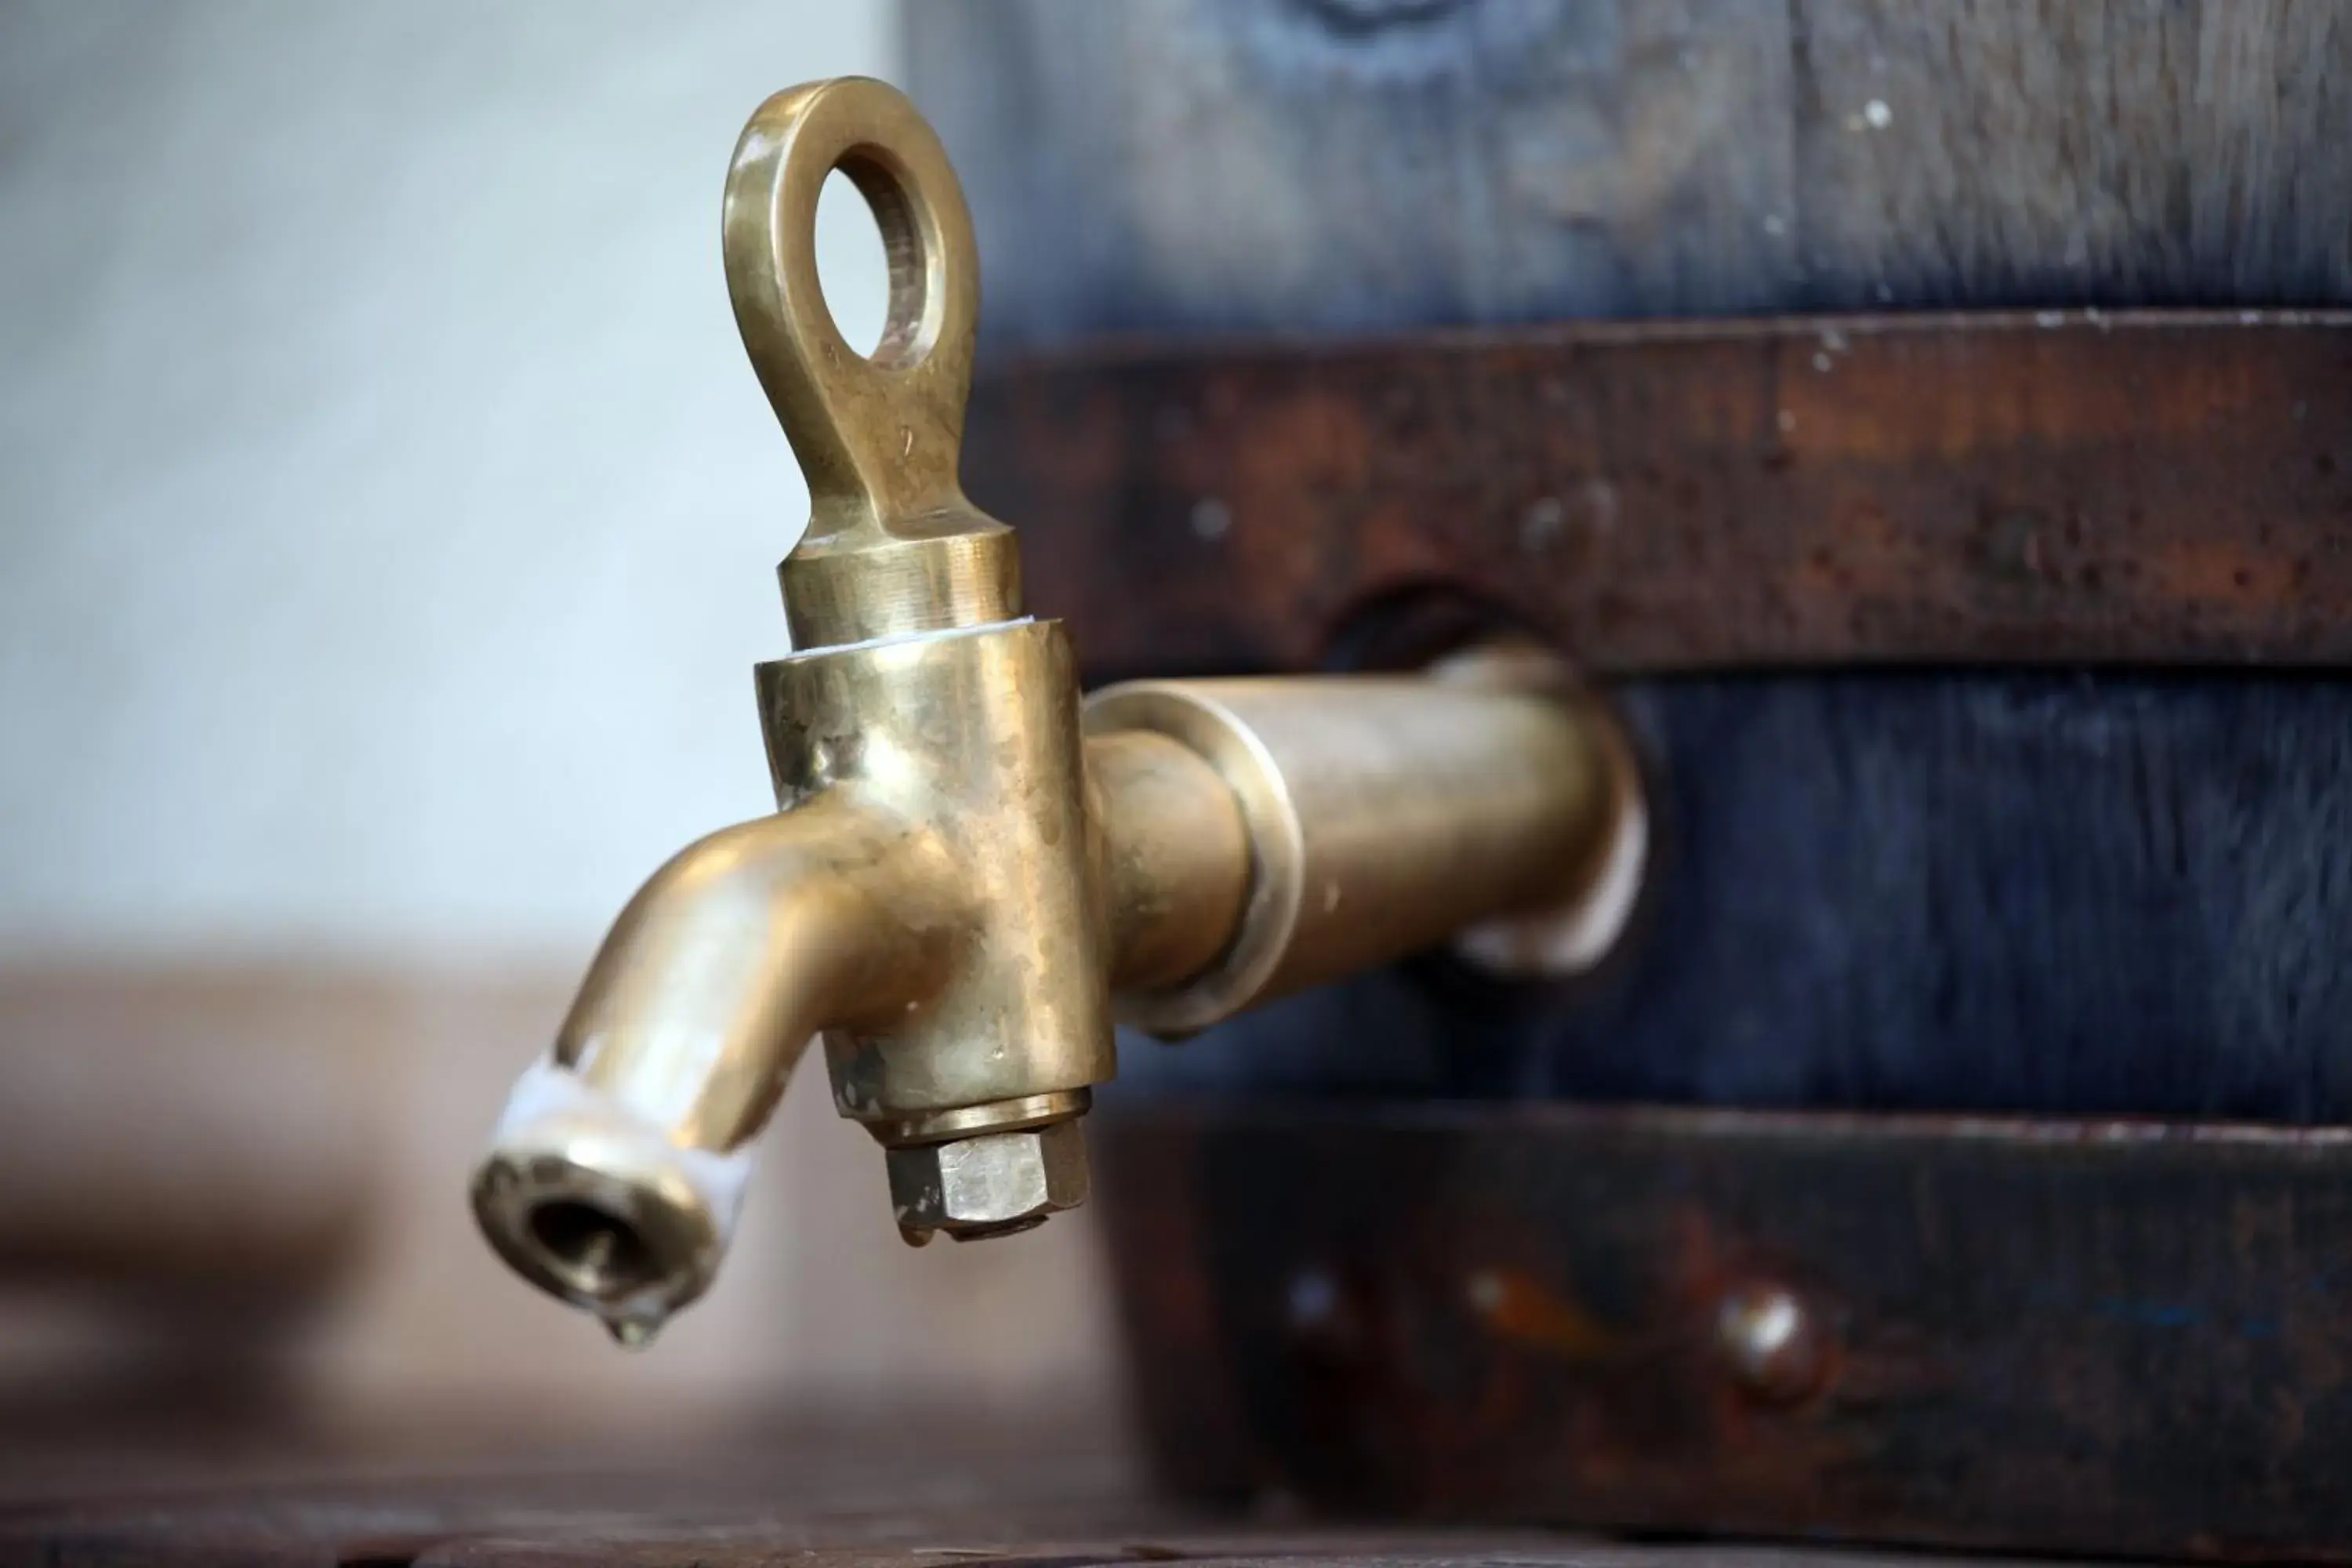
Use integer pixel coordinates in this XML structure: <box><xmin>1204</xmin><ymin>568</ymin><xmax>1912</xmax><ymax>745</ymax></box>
<box><xmin>961</xmin><ymin>314</ymin><xmax>2352</xmax><ymax>680</ymax></box>
<box><xmin>0</xmin><ymin>1418</ymin><xmax>2090</xmax><ymax>1567</ymax></box>
<box><xmin>419</xmin><ymin>1542</ymin><xmax>2060</xmax><ymax>1561</ymax></box>
<box><xmin>1096</xmin><ymin>1102</ymin><xmax>2352</xmax><ymax>1561</ymax></box>
<box><xmin>0</xmin><ymin>1418</ymin><xmax>1156</xmax><ymax>1568</ymax></box>
<box><xmin>908</xmin><ymin>1</ymin><xmax>2352</xmax><ymax>350</ymax></box>
<box><xmin>422</xmin><ymin>1534</ymin><xmax>2060</xmax><ymax>1568</ymax></box>
<box><xmin>909</xmin><ymin>0</ymin><xmax>1796</xmax><ymax>345</ymax></box>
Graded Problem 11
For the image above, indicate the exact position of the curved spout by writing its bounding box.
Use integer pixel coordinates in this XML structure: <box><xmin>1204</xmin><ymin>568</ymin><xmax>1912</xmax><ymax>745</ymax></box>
<box><xmin>471</xmin><ymin>793</ymin><xmax>956</xmax><ymax>1337</ymax></box>
<box><xmin>559</xmin><ymin>797</ymin><xmax>956</xmax><ymax>1149</ymax></box>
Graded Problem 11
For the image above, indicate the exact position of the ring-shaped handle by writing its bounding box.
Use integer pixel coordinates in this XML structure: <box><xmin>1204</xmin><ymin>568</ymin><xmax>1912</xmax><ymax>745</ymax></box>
<box><xmin>723</xmin><ymin>78</ymin><xmax>980</xmax><ymax>541</ymax></box>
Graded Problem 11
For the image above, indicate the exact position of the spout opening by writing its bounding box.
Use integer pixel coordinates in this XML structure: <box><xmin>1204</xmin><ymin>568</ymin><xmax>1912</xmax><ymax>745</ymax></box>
<box><xmin>472</xmin><ymin>1146</ymin><xmax>728</xmax><ymax>1324</ymax></box>
<box><xmin>472</xmin><ymin>1061</ymin><xmax>755</xmax><ymax>1327</ymax></box>
<box><xmin>526</xmin><ymin>1199</ymin><xmax>659</xmax><ymax>1298</ymax></box>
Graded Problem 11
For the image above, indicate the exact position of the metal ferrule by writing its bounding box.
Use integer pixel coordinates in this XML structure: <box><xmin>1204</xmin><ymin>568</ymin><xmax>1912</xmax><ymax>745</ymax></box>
<box><xmin>1084</xmin><ymin>668</ymin><xmax>1630</xmax><ymax>1036</ymax></box>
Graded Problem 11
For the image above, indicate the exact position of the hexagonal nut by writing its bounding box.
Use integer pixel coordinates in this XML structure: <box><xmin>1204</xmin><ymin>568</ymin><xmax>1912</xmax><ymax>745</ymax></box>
<box><xmin>887</xmin><ymin>1120</ymin><xmax>1091</xmax><ymax>1240</ymax></box>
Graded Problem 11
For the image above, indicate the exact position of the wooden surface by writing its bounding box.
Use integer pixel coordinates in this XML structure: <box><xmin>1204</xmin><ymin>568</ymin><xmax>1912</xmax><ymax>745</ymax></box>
<box><xmin>0</xmin><ymin>1410</ymin><xmax>2123</xmax><ymax>1566</ymax></box>
<box><xmin>1099</xmin><ymin>1102</ymin><xmax>2352</xmax><ymax>1562</ymax></box>
<box><xmin>909</xmin><ymin>0</ymin><xmax>2352</xmax><ymax>350</ymax></box>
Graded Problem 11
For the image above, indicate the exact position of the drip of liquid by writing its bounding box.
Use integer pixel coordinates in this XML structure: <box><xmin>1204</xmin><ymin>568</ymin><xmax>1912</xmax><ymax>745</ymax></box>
<box><xmin>603</xmin><ymin>1312</ymin><xmax>664</xmax><ymax>1349</ymax></box>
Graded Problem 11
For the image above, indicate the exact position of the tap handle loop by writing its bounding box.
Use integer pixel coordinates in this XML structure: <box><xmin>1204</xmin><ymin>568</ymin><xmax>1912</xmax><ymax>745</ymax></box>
<box><xmin>723</xmin><ymin>78</ymin><xmax>980</xmax><ymax>540</ymax></box>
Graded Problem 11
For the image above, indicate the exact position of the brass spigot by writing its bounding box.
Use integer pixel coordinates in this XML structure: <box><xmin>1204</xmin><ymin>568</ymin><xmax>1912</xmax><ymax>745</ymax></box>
<box><xmin>470</xmin><ymin>78</ymin><xmax>1644</xmax><ymax>1344</ymax></box>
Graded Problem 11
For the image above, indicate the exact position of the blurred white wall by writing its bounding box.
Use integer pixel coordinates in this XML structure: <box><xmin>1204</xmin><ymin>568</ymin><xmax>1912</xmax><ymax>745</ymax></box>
<box><xmin>0</xmin><ymin>0</ymin><xmax>898</xmax><ymax>960</ymax></box>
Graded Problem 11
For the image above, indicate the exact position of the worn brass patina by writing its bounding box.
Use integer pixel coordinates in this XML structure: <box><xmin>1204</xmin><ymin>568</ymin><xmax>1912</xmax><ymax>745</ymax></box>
<box><xmin>470</xmin><ymin>78</ymin><xmax>1642</xmax><ymax>1342</ymax></box>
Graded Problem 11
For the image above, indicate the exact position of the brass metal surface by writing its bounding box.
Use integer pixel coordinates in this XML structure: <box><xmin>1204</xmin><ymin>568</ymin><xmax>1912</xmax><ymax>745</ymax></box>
<box><xmin>471</xmin><ymin>77</ymin><xmax>1636</xmax><ymax>1337</ymax></box>
<box><xmin>1091</xmin><ymin>729</ymin><xmax>1253</xmax><ymax>994</ymax></box>
<box><xmin>1436</xmin><ymin>644</ymin><xmax>1651</xmax><ymax>979</ymax></box>
<box><xmin>721</xmin><ymin>76</ymin><xmax>1017</xmax><ymax>650</ymax></box>
<box><xmin>1083</xmin><ymin>675</ymin><xmax>1619</xmax><ymax>1036</ymax></box>
<box><xmin>757</xmin><ymin>619</ymin><xmax>1114</xmax><ymax>1130</ymax></box>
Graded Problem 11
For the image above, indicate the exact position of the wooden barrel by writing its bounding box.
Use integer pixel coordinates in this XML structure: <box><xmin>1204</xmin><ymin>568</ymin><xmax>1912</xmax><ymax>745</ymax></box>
<box><xmin>910</xmin><ymin>4</ymin><xmax>2352</xmax><ymax>1555</ymax></box>
<box><xmin>912</xmin><ymin>0</ymin><xmax>2352</xmax><ymax>1123</ymax></box>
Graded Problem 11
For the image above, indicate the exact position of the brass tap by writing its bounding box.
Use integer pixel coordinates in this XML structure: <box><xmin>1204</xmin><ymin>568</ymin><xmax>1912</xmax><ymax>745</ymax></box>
<box><xmin>470</xmin><ymin>78</ymin><xmax>1645</xmax><ymax>1344</ymax></box>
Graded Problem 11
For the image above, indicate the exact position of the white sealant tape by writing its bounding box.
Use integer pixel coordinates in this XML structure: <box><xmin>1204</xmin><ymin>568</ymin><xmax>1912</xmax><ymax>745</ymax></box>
<box><xmin>786</xmin><ymin>614</ymin><xmax>1035</xmax><ymax>659</ymax></box>
<box><xmin>489</xmin><ymin>1055</ymin><xmax>759</xmax><ymax>1265</ymax></box>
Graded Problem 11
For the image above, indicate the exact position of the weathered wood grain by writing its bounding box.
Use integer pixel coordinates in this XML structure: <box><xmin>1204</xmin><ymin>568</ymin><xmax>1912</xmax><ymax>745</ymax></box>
<box><xmin>0</xmin><ymin>1413</ymin><xmax>2067</xmax><ymax>1568</ymax></box>
<box><xmin>1788</xmin><ymin>1</ymin><xmax>2352</xmax><ymax>310</ymax></box>
<box><xmin>907</xmin><ymin>0</ymin><xmax>2352</xmax><ymax>349</ymax></box>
